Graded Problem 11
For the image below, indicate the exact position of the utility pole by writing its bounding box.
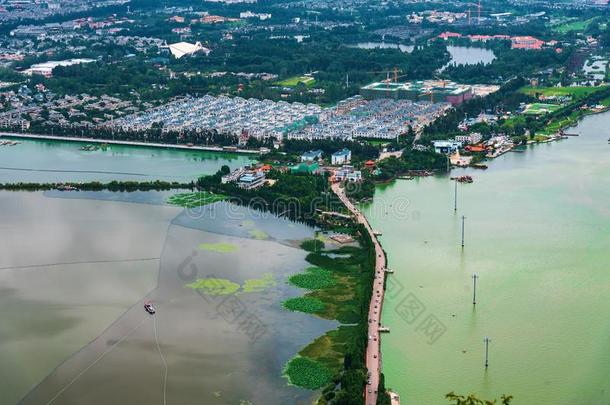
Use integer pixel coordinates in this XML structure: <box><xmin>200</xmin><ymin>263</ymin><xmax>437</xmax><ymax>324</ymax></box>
<box><xmin>472</xmin><ymin>274</ymin><xmax>478</xmax><ymax>305</ymax></box>
<box><xmin>461</xmin><ymin>215</ymin><xmax>466</xmax><ymax>248</ymax></box>
<box><xmin>454</xmin><ymin>180</ymin><xmax>458</xmax><ymax>212</ymax></box>
<box><xmin>484</xmin><ymin>337</ymin><xmax>491</xmax><ymax>368</ymax></box>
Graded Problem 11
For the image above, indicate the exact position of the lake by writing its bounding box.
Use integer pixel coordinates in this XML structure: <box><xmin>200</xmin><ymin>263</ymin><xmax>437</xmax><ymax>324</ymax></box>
<box><xmin>440</xmin><ymin>46</ymin><xmax>496</xmax><ymax>71</ymax></box>
<box><xmin>1</xmin><ymin>192</ymin><xmax>333</xmax><ymax>405</ymax></box>
<box><xmin>0</xmin><ymin>142</ymin><xmax>332</xmax><ymax>405</ymax></box>
<box><xmin>364</xmin><ymin>111</ymin><xmax>610</xmax><ymax>404</ymax></box>
<box><xmin>0</xmin><ymin>138</ymin><xmax>254</xmax><ymax>183</ymax></box>
<box><xmin>349</xmin><ymin>42</ymin><xmax>414</xmax><ymax>53</ymax></box>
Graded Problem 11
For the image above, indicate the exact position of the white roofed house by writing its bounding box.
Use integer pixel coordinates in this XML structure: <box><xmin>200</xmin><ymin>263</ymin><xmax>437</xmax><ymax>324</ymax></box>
<box><xmin>167</xmin><ymin>42</ymin><xmax>211</xmax><ymax>59</ymax></box>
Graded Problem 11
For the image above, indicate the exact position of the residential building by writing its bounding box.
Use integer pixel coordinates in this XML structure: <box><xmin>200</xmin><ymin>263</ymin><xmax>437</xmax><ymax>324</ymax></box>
<box><xmin>237</xmin><ymin>170</ymin><xmax>265</xmax><ymax>189</ymax></box>
<box><xmin>334</xmin><ymin>165</ymin><xmax>362</xmax><ymax>182</ymax></box>
<box><xmin>301</xmin><ymin>149</ymin><xmax>323</xmax><ymax>162</ymax></box>
<box><xmin>455</xmin><ymin>133</ymin><xmax>482</xmax><ymax>145</ymax></box>
<box><xmin>331</xmin><ymin>148</ymin><xmax>351</xmax><ymax>165</ymax></box>
<box><xmin>433</xmin><ymin>140</ymin><xmax>462</xmax><ymax>154</ymax></box>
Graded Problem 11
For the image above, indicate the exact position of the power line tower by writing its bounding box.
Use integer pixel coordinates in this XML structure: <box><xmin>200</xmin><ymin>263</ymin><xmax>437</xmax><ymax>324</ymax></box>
<box><xmin>483</xmin><ymin>337</ymin><xmax>491</xmax><ymax>368</ymax></box>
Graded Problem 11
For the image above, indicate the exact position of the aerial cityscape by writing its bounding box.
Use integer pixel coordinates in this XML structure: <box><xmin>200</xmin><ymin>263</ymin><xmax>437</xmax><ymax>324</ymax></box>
<box><xmin>0</xmin><ymin>0</ymin><xmax>609</xmax><ymax>404</ymax></box>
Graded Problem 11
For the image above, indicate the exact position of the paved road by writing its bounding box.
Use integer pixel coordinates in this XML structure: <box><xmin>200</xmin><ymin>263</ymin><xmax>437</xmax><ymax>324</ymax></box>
<box><xmin>332</xmin><ymin>183</ymin><xmax>387</xmax><ymax>405</ymax></box>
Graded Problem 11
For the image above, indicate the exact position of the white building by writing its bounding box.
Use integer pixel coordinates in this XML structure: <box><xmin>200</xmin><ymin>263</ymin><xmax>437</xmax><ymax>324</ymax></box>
<box><xmin>23</xmin><ymin>58</ymin><xmax>95</xmax><ymax>77</ymax></box>
<box><xmin>238</xmin><ymin>171</ymin><xmax>266</xmax><ymax>189</ymax></box>
<box><xmin>167</xmin><ymin>42</ymin><xmax>211</xmax><ymax>59</ymax></box>
<box><xmin>301</xmin><ymin>149</ymin><xmax>323</xmax><ymax>162</ymax></box>
<box><xmin>239</xmin><ymin>11</ymin><xmax>271</xmax><ymax>20</ymax></box>
<box><xmin>334</xmin><ymin>165</ymin><xmax>362</xmax><ymax>182</ymax></box>
<box><xmin>455</xmin><ymin>133</ymin><xmax>482</xmax><ymax>145</ymax></box>
<box><xmin>331</xmin><ymin>148</ymin><xmax>351</xmax><ymax>165</ymax></box>
<box><xmin>433</xmin><ymin>140</ymin><xmax>462</xmax><ymax>154</ymax></box>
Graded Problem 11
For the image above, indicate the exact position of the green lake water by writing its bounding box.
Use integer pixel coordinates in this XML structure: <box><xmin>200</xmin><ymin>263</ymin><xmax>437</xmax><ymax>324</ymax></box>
<box><xmin>363</xmin><ymin>111</ymin><xmax>610</xmax><ymax>404</ymax></box>
<box><xmin>0</xmin><ymin>138</ymin><xmax>254</xmax><ymax>182</ymax></box>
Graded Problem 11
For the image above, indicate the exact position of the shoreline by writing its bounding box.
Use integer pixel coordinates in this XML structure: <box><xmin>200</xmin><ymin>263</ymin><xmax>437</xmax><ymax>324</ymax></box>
<box><xmin>0</xmin><ymin>132</ymin><xmax>261</xmax><ymax>155</ymax></box>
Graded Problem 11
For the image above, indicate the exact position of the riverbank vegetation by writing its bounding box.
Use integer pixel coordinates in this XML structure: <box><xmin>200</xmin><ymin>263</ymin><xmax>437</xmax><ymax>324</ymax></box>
<box><xmin>283</xmin><ymin>226</ymin><xmax>377</xmax><ymax>404</ymax></box>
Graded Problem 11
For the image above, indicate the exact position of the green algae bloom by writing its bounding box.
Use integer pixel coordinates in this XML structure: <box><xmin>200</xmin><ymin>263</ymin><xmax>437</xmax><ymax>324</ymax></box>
<box><xmin>198</xmin><ymin>243</ymin><xmax>238</xmax><ymax>253</ymax></box>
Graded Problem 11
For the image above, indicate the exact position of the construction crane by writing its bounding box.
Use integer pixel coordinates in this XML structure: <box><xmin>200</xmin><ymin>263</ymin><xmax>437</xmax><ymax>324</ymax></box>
<box><xmin>367</xmin><ymin>67</ymin><xmax>403</xmax><ymax>83</ymax></box>
<box><xmin>465</xmin><ymin>1</ymin><xmax>482</xmax><ymax>25</ymax></box>
<box><xmin>367</xmin><ymin>67</ymin><xmax>404</xmax><ymax>97</ymax></box>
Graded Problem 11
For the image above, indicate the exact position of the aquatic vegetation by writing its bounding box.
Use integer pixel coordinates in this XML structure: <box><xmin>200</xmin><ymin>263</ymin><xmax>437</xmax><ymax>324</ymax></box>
<box><xmin>198</xmin><ymin>243</ymin><xmax>238</xmax><ymax>253</ymax></box>
<box><xmin>283</xmin><ymin>356</ymin><xmax>333</xmax><ymax>390</ymax></box>
<box><xmin>298</xmin><ymin>326</ymin><xmax>358</xmax><ymax>373</ymax></box>
<box><xmin>282</xmin><ymin>297</ymin><xmax>325</xmax><ymax>314</ymax></box>
<box><xmin>186</xmin><ymin>278</ymin><xmax>240</xmax><ymax>295</ymax></box>
<box><xmin>187</xmin><ymin>273</ymin><xmax>276</xmax><ymax>296</ymax></box>
<box><xmin>288</xmin><ymin>267</ymin><xmax>335</xmax><ymax>290</ymax></box>
<box><xmin>248</xmin><ymin>229</ymin><xmax>269</xmax><ymax>240</ymax></box>
<box><xmin>301</xmin><ymin>239</ymin><xmax>325</xmax><ymax>252</ymax></box>
<box><xmin>167</xmin><ymin>191</ymin><xmax>225</xmax><ymax>208</ymax></box>
<box><xmin>241</xmin><ymin>273</ymin><xmax>277</xmax><ymax>293</ymax></box>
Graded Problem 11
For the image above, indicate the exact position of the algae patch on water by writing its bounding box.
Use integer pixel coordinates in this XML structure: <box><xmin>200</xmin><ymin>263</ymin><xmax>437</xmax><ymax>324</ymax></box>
<box><xmin>242</xmin><ymin>273</ymin><xmax>277</xmax><ymax>293</ymax></box>
<box><xmin>198</xmin><ymin>243</ymin><xmax>238</xmax><ymax>253</ymax></box>
<box><xmin>187</xmin><ymin>273</ymin><xmax>277</xmax><ymax>296</ymax></box>
<box><xmin>248</xmin><ymin>229</ymin><xmax>269</xmax><ymax>240</ymax></box>
<box><xmin>240</xmin><ymin>220</ymin><xmax>269</xmax><ymax>240</ymax></box>
<box><xmin>186</xmin><ymin>278</ymin><xmax>240</xmax><ymax>295</ymax></box>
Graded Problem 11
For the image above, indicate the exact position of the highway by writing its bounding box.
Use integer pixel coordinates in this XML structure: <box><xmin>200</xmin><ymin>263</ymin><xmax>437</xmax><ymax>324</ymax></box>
<box><xmin>332</xmin><ymin>183</ymin><xmax>388</xmax><ymax>405</ymax></box>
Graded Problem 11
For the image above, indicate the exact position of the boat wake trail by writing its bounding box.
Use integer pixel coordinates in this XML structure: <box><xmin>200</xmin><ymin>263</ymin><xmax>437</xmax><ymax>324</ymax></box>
<box><xmin>45</xmin><ymin>317</ymin><xmax>147</xmax><ymax>405</ymax></box>
<box><xmin>0</xmin><ymin>257</ymin><xmax>160</xmax><ymax>271</ymax></box>
<box><xmin>153</xmin><ymin>315</ymin><xmax>168</xmax><ymax>405</ymax></box>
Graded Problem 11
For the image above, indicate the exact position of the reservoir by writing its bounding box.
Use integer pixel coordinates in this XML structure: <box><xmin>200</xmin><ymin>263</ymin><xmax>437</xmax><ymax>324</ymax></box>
<box><xmin>364</xmin><ymin>111</ymin><xmax>610</xmax><ymax>404</ymax></box>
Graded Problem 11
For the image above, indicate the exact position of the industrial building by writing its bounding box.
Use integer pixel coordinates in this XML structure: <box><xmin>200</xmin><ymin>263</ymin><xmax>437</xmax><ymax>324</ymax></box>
<box><xmin>361</xmin><ymin>80</ymin><xmax>473</xmax><ymax>105</ymax></box>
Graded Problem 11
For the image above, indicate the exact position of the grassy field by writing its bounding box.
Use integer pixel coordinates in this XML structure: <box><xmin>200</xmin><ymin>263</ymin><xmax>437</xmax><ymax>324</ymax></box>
<box><xmin>520</xmin><ymin>85</ymin><xmax>608</xmax><ymax>100</ymax></box>
<box><xmin>553</xmin><ymin>17</ymin><xmax>598</xmax><ymax>33</ymax></box>
<box><xmin>523</xmin><ymin>103</ymin><xmax>562</xmax><ymax>115</ymax></box>
<box><xmin>276</xmin><ymin>75</ymin><xmax>316</xmax><ymax>87</ymax></box>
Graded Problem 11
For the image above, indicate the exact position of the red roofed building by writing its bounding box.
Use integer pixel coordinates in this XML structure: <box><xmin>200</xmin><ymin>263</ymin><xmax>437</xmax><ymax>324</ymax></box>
<box><xmin>438</xmin><ymin>32</ymin><xmax>462</xmax><ymax>40</ymax></box>
<box><xmin>511</xmin><ymin>36</ymin><xmax>544</xmax><ymax>50</ymax></box>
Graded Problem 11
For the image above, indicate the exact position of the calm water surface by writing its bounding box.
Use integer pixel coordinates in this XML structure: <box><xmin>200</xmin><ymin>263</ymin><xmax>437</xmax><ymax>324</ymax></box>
<box><xmin>440</xmin><ymin>46</ymin><xmax>496</xmax><ymax>71</ymax></box>
<box><xmin>0</xmin><ymin>138</ymin><xmax>254</xmax><ymax>182</ymax></box>
<box><xmin>350</xmin><ymin>42</ymin><xmax>414</xmax><ymax>53</ymax></box>
<box><xmin>0</xmin><ymin>134</ymin><xmax>332</xmax><ymax>405</ymax></box>
<box><xmin>1</xmin><ymin>193</ymin><xmax>331</xmax><ymax>405</ymax></box>
<box><xmin>364</xmin><ymin>111</ymin><xmax>610</xmax><ymax>404</ymax></box>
